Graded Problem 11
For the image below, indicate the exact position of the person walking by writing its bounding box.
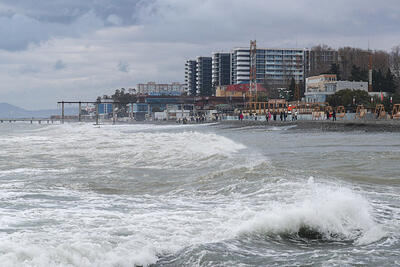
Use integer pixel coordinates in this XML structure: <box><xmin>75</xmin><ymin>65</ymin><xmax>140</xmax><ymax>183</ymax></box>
<box><xmin>333</xmin><ymin>109</ymin><xmax>336</xmax><ymax>121</ymax></box>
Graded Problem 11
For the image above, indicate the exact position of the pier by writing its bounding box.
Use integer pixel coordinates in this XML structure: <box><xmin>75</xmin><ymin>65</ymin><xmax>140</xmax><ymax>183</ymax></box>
<box><xmin>0</xmin><ymin>118</ymin><xmax>57</xmax><ymax>124</ymax></box>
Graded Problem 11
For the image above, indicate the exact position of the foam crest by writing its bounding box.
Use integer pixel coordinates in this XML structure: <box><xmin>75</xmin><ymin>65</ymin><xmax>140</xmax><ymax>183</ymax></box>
<box><xmin>238</xmin><ymin>182</ymin><xmax>386</xmax><ymax>244</ymax></box>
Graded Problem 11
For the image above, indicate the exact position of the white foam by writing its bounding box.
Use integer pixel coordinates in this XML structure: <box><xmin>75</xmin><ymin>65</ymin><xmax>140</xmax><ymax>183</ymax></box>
<box><xmin>237</xmin><ymin>183</ymin><xmax>386</xmax><ymax>244</ymax></box>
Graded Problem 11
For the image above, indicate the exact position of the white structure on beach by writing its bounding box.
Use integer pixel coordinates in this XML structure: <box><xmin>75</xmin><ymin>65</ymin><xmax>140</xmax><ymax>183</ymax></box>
<box><xmin>305</xmin><ymin>74</ymin><xmax>368</xmax><ymax>103</ymax></box>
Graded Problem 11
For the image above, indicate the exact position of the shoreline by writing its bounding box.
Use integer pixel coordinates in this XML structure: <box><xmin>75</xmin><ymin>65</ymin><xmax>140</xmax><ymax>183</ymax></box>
<box><xmin>215</xmin><ymin>119</ymin><xmax>400</xmax><ymax>132</ymax></box>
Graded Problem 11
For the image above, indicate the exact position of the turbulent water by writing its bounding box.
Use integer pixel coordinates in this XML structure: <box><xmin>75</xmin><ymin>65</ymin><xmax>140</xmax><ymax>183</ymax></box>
<box><xmin>0</xmin><ymin>122</ymin><xmax>399</xmax><ymax>266</ymax></box>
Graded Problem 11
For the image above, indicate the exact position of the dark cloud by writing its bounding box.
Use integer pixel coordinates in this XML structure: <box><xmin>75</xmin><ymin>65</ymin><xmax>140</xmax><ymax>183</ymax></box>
<box><xmin>0</xmin><ymin>0</ymin><xmax>146</xmax><ymax>51</ymax></box>
<box><xmin>1</xmin><ymin>0</ymin><xmax>400</xmax><ymax>109</ymax></box>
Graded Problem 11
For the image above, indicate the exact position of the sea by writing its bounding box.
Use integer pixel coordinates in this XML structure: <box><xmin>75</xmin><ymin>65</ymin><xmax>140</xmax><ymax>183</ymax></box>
<box><xmin>0</xmin><ymin>122</ymin><xmax>399</xmax><ymax>266</ymax></box>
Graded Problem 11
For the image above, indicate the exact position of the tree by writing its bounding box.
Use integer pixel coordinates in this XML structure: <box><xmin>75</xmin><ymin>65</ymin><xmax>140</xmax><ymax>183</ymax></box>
<box><xmin>350</xmin><ymin>65</ymin><xmax>367</xmax><ymax>81</ymax></box>
<box><xmin>288</xmin><ymin>77</ymin><xmax>296</xmax><ymax>101</ymax></box>
<box><xmin>108</xmin><ymin>88</ymin><xmax>138</xmax><ymax>117</ymax></box>
<box><xmin>326</xmin><ymin>89</ymin><xmax>370</xmax><ymax>107</ymax></box>
<box><xmin>384</xmin><ymin>68</ymin><xmax>396</xmax><ymax>93</ymax></box>
<box><xmin>373</xmin><ymin>69</ymin><xmax>385</xmax><ymax>92</ymax></box>
<box><xmin>391</xmin><ymin>45</ymin><xmax>400</xmax><ymax>93</ymax></box>
<box><xmin>328</xmin><ymin>63</ymin><xmax>340</xmax><ymax>80</ymax></box>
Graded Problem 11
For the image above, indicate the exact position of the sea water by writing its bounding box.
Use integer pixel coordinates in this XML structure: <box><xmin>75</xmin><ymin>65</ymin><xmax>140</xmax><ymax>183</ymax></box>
<box><xmin>0</xmin><ymin>122</ymin><xmax>399</xmax><ymax>266</ymax></box>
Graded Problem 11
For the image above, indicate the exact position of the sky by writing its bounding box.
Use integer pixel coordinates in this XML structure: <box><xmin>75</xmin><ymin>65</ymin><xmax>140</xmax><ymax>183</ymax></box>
<box><xmin>1</xmin><ymin>0</ymin><xmax>400</xmax><ymax>110</ymax></box>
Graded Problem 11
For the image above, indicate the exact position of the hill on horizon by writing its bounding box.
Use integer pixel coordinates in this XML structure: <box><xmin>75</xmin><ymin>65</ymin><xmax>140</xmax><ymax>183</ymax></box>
<box><xmin>0</xmin><ymin>103</ymin><xmax>78</xmax><ymax>119</ymax></box>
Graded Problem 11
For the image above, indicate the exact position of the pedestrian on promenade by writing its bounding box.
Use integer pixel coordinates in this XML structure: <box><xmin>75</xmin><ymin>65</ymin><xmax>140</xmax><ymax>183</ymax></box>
<box><xmin>333</xmin><ymin>109</ymin><xmax>336</xmax><ymax>121</ymax></box>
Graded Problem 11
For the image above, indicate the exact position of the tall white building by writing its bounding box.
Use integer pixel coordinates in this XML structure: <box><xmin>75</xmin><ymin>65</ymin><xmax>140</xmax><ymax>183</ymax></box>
<box><xmin>231</xmin><ymin>47</ymin><xmax>307</xmax><ymax>88</ymax></box>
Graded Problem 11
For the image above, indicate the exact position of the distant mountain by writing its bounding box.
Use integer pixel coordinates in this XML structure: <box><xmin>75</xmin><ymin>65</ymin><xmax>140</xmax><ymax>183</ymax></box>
<box><xmin>0</xmin><ymin>103</ymin><xmax>77</xmax><ymax>119</ymax></box>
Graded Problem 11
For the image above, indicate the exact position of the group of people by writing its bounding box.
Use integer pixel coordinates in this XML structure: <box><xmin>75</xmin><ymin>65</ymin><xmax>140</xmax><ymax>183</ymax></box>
<box><xmin>238</xmin><ymin>110</ymin><xmax>299</xmax><ymax>122</ymax></box>
<box><xmin>176</xmin><ymin>115</ymin><xmax>207</xmax><ymax>124</ymax></box>
<box><xmin>326</xmin><ymin>110</ymin><xmax>337</xmax><ymax>121</ymax></box>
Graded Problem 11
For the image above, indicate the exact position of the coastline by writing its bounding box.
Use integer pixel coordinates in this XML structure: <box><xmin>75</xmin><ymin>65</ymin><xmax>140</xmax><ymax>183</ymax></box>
<box><xmin>215</xmin><ymin>119</ymin><xmax>400</xmax><ymax>132</ymax></box>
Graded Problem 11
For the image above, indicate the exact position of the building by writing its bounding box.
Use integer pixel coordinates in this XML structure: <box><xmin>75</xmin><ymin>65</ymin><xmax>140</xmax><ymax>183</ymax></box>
<box><xmin>231</xmin><ymin>48</ymin><xmax>250</xmax><ymax>84</ymax></box>
<box><xmin>212</xmin><ymin>52</ymin><xmax>232</xmax><ymax>89</ymax></box>
<box><xmin>231</xmin><ymin>47</ymin><xmax>306</xmax><ymax>88</ymax></box>
<box><xmin>185</xmin><ymin>60</ymin><xmax>197</xmax><ymax>96</ymax></box>
<box><xmin>304</xmin><ymin>47</ymin><xmax>339</xmax><ymax>78</ymax></box>
<box><xmin>137</xmin><ymin>82</ymin><xmax>185</xmax><ymax>96</ymax></box>
<box><xmin>196</xmin><ymin>57</ymin><xmax>212</xmax><ymax>96</ymax></box>
<box><xmin>216</xmin><ymin>83</ymin><xmax>267</xmax><ymax>98</ymax></box>
<box><xmin>305</xmin><ymin>74</ymin><xmax>368</xmax><ymax>102</ymax></box>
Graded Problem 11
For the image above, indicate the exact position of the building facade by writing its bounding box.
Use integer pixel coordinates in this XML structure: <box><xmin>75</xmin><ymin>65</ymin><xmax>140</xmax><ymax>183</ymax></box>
<box><xmin>137</xmin><ymin>82</ymin><xmax>186</xmax><ymax>96</ymax></box>
<box><xmin>185</xmin><ymin>60</ymin><xmax>197</xmax><ymax>96</ymax></box>
<box><xmin>231</xmin><ymin>47</ymin><xmax>306</xmax><ymax>88</ymax></box>
<box><xmin>196</xmin><ymin>57</ymin><xmax>212</xmax><ymax>96</ymax></box>
<box><xmin>216</xmin><ymin>83</ymin><xmax>267</xmax><ymax>98</ymax></box>
<box><xmin>212</xmin><ymin>52</ymin><xmax>232</xmax><ymax>89</ymax></box>
<box><xmin>305</xmin><ymin>74</ymin><xmax>368</xmax><ymax>102</ymax></box>
<box><xmin>304</xmin><ymin>48</ymin><xmax>339</xmax><ymax>78</ymax></box>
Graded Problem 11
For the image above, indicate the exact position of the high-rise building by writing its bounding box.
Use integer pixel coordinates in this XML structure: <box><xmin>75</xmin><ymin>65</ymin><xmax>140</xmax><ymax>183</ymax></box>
<box><xmin>185</xmin><ymin>60</ymin><xmax>197</xmax><ymax>96</ymax></box>
<box><xmin>231</xmin><ymin>48</ymin><xmax>250</xmax><ymax>84</ymax></box>
<box><xmin>196</xmin><ymin>57</ymin><xmax>212</xmax><ymax>96</ymax></box>
<box><xmin>304</xmin><ymin>47</ymin><xmax>339</xmax><ymax>78</ymax></box>
<box><xmin>212</xmin><ymin>52</ymin><xmax>232</xmax><ymax>89</ymax></box>
<box><xmin>231</xmin><ymin>47</ymin><xmax>306</xmax><ymax>88</ymax></box>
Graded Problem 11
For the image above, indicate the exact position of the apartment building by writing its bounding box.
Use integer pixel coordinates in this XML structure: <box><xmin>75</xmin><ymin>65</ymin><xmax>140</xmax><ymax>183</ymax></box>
<box><xmin>212</xmin><ymin>52</ymin><xmax>231</xmax><ymax>88</ymax></box>
<box><xmin>196</xmin><ymin>57</ymin><xmax>212</xmax><ymax>96</ymax></box>
<box><xmin>185</xmin><ymin>60</ymin><xmax>197</xmax><ymax>96</ymax></box>
<box><xmin>231</xmin><ymin>47</ymin><xmax>306</xmax><ymax>88</ymax></box>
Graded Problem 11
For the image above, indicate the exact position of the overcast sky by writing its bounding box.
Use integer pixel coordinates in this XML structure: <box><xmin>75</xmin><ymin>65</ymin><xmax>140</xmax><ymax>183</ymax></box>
<box><xmin>1</xmin><ymin>0</ymin><xmax>399</xmax><ymax>109</ymax></box>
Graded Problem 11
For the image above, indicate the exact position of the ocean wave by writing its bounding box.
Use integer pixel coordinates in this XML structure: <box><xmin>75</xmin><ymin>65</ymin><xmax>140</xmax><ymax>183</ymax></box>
<box><xmin>237</xmin><ymin>180</ymin><xmax>386</xmax><ymax>245</ymax></box>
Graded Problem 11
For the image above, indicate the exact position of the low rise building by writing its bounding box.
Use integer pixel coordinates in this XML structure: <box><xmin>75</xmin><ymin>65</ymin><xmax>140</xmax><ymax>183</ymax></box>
<box><xmin>216</xmin><ymin>83</ymin><xmax>267</xmax><ymax>98</ymax></box>
<box><xmin>305</xmin><ymin>74</ymin><xmax>368</xmax><ymax>102</ymax></box>
<box><xmin>137</xmin><ymin>82</ymin><xmax>186</xmax><ymax>96</ymax></box>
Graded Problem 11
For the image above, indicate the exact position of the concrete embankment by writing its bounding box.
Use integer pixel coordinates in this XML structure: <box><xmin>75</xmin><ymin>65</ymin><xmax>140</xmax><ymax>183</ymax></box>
<box><xmin>216</xmin><ymin>119</ymin><xmax>400</xmax><ymax>132</ymax></box>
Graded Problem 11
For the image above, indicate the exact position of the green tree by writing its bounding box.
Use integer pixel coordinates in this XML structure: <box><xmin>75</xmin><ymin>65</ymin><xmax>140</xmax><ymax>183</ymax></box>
<box><xmin>384</xmin><ymin>68</ymin><xmax>396</xmax><ymax>93</ymax></box>
<box><xmin>288</xmin><ymin>77</ymin><xmax>296</xmax><ymax>101</ymax></box>
<box><xmin>329</xmin><ymin>63</ymin><xmax>341</xmax><ymax>80</ymax></box>
<box><xmin>350</xmin><ymin>65</ymin><xmax>368</xmax><ymax>81</ymax></box>
<box><xmin>326</xmin><ymin>89</ymin><xmax>370</xmax><ymax>108</ymax></box>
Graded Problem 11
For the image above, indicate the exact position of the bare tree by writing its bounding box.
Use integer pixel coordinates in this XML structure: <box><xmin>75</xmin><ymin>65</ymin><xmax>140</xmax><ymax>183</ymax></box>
<box><xmin>390</xmin><ymin>45</ymin><xmax>400</xmax><ymax>93</ymax></box>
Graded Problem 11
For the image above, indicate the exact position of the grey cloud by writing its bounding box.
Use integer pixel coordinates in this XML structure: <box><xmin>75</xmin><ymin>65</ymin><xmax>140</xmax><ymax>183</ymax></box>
<box><xmin>118</xmin><ymin>61</ymin><xmax>129</xmax><ymax>73</ymax></box>
<box><xmin>19</xmin><ymin>64</ymin><xmax>39</xmax><ymax>74</ymax></box>
<box><xmin>54</xmin><ymin>60</ymin><xmax>66</xmax><ymax>70</ymax></box>
<box><xmin>0</xmin><ymin>11</ymin><xmax>104</xmax><ymax>51</ymax></box>
<box><xmin>0</xmin><ymin>0</ymin><xmax>146</xmax><ymax>51</ymax></box>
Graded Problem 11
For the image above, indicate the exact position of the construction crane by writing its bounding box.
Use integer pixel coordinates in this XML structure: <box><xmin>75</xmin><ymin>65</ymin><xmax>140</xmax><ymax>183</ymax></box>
<box><xmin>249</xmin><ymin>40</ymin><xmax>257</xmax><ymax>102</ymax></box>
<box><xmin>368</xmin><ymin>52</ymin><xmax>373</xmax><ymax>92</ymax></box>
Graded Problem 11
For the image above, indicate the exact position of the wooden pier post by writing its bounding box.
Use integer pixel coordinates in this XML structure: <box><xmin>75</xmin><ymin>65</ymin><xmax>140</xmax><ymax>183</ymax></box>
<box><xmin>61</xmin><ymin>101</ymin><xmax>65</xmax><ymax>124</ymax></box>
<box><xmin>130</xmin><ymin>103</ymin><xmax>134</xmax><ymax>120</ymax></box>
<box><xmin>78</xmin><ymin>102</ymin><xmax>82</xmax><ymax>122</ymax></box>
<box><xmin>112</xmin><ymin>103</ymin><xmax>116</xmax><ymax>125</ymax></box>
<box><xmin>95</xmin><ymin>102</ymin><xmax>99</xmax><ymax>125</ymax></box>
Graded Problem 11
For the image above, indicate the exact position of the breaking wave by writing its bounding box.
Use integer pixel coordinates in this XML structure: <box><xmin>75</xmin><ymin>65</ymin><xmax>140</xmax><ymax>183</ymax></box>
<box><xmin>237</xmin><ymin>180</ymin><xmax>386</xmax><ymax>245</ymax></box>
